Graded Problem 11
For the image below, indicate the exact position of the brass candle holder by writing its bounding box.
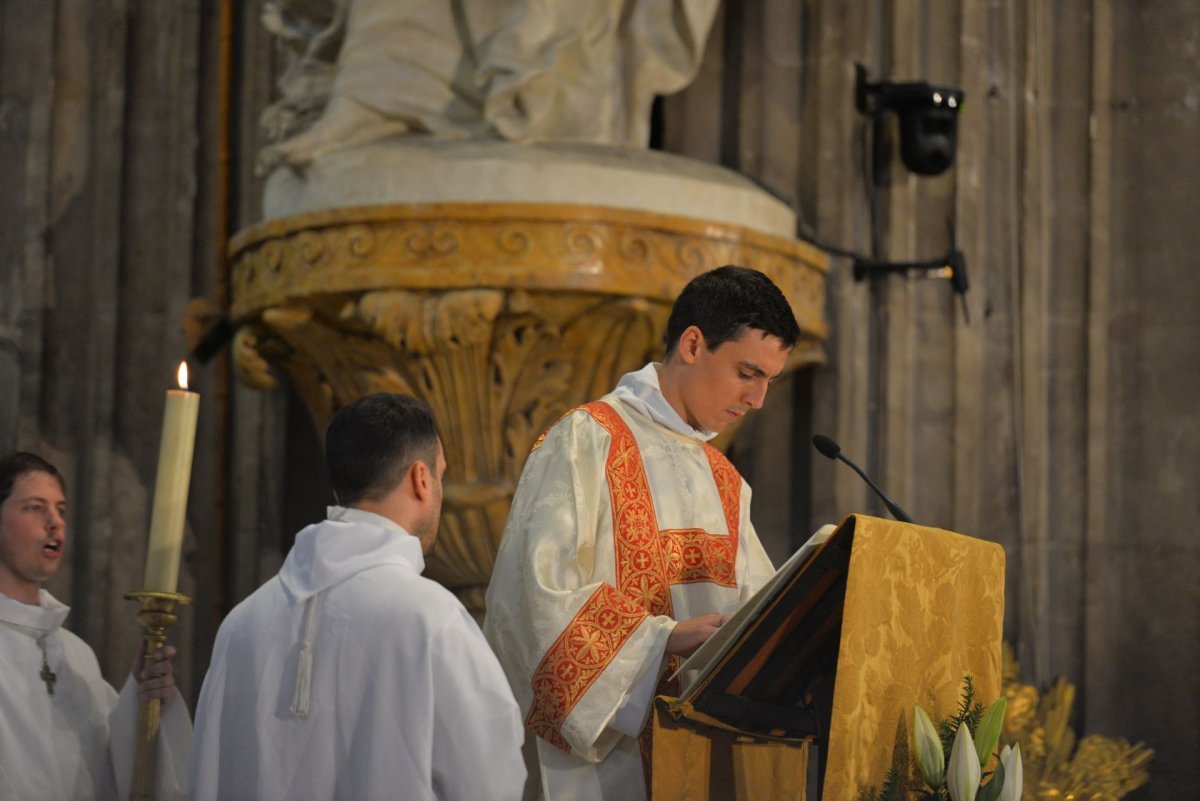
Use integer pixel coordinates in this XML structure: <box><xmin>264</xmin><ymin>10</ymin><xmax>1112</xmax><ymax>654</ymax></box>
<box><xmin>124</xmin><ymin>590</ymin><xmax>191</xmax><ymax>801</ymax></box>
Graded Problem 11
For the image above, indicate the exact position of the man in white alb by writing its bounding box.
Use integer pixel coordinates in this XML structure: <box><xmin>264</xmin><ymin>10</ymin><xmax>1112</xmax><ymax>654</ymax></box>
<box><xmin>0</xmin><ymin>451</ymin><xmax>191</xmax><ymax>800</ymax></box>
<box><xmin>191</xmin><ymin>392</ymin><xmax>526</xmax><ymax>801</ymax></box>
<box><xmin>484</xmin><ymin>266</ymin><xmax>802</xmax><ymax>800</ymax></box>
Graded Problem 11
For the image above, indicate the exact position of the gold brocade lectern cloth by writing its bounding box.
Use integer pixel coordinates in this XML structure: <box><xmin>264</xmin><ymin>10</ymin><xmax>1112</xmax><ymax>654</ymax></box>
<box><xmin>824</xmin><ymin>516</ymin><xmax>1005</xmax><ymax>798</ymax></box>
<box><xmin>651</xmin><ymin>515</ymin><xmax>1005</xmax><ymax>801</ymax></box>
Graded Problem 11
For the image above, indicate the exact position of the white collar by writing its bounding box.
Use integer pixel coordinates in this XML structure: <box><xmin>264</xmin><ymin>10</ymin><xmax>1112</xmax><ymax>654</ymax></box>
<box><xmin>609</xmin><ymin>362</ymin><xmax>718</xmax><ymax>442</ymax></box>
<box><xmin>278</xmin><ymin>507</ymin><xmax>425</xmax><ymax>604</ymax></box>
<box><xmin>325</xmin><ymin>505</ymin><xmax>408</xmax><ymax>534</ymax></box>
<box><xmin>0</xmin><ymin>588</ymin><xmax>71</xmax><ymax>635</ymax></box>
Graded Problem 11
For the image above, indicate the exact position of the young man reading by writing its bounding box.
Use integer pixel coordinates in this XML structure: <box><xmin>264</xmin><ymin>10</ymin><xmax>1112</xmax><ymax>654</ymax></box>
<box><xmin>484</xmin><ymin>265</ymin><xmax>801</xmax><ymax>801</ymax></box>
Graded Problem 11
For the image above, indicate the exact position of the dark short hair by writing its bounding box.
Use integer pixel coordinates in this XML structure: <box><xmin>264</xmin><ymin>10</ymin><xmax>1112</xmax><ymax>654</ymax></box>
<box><xmin>325</xmin><ymin>393</ymin><xmax>440</xmax><ymax>506</ymax></box>
<box><xmin>664</xmin><ymin>265</ymin><xmax>801</xmax><ymax>356</ymax></box>
<box><xmin>0</xmin><ymin>452</ymin><xmax>67</xmax><ymax>506</ymax></box>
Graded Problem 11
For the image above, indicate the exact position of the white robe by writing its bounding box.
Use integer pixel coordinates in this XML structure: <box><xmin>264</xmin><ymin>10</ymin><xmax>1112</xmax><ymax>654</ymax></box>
<box><xmin>0</xmin><ymin>590</ymin><xmax>191</xmax><ymax>801</ymax></box>
<box><xmin>484</xmin><ymin>364</ymin><xmax>776</xmax><ymax>801</ymax></box>
<box><xmin>190</xmin><ymin>507</ymin><xmax>527</xmax><ymax>801</ymax></box>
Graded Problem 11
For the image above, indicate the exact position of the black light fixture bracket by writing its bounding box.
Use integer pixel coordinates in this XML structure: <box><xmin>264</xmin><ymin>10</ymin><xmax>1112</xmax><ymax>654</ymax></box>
<box><xmin>852</xmin><ymin>248</ymin><xmax>970</xmax><ymax>320</ymax></box>
<box><xmin>855</xmin><ymin>64</ymin><xmax>964</xmax><ymax>177</ymax></box>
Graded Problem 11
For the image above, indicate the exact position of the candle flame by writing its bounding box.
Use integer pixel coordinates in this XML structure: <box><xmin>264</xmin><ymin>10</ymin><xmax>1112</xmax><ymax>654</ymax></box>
<box><xmin>177</xmin><ymin>361</ymin><xmax>189</xmax><ymax>390</ymax></box>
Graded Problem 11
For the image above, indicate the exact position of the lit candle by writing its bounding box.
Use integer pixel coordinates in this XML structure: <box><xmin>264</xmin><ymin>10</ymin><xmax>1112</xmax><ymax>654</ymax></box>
<box><xmin>142</xmin><ymin>362</ymin><xmax>200</xmax><ymax>593</ymax></box>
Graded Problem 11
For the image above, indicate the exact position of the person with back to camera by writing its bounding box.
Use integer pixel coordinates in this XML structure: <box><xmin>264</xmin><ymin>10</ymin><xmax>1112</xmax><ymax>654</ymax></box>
<box><xmin>191</xmin><ymin>393</ymin><xmax>526</xmax><ymax>801</ymax></box>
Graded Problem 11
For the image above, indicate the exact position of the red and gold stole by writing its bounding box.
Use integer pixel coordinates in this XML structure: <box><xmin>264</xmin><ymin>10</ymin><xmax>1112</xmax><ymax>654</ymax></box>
<box><xmin>524</xmin><ymin>401</ymin><xmax>741</xmax><ymax>751</ymax></box>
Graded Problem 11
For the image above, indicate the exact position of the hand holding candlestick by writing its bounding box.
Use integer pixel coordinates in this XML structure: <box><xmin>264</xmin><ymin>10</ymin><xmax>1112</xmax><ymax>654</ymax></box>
<box><xmin>125</xmin><ymin>590</ymin><xmax>190</xmax><ymax>801</ymax></box>
<box><xmin>128</xmin><ymin>362</ymin><xmax>197</xmax><ymax>801</ymax></box>
<box><xmin>133</xmin><ymin>642</ymin><xmax>179</xmax><ymax>703</ymax></box>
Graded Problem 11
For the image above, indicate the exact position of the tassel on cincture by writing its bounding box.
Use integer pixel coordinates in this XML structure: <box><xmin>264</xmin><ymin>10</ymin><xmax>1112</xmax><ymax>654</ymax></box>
<box><xmin>291</xmin><ymin>642</ymin><xmax>314</xmax><ymax>719</ymax></box>
<box><xmin>290</xmin><ymin>592</ymin><xmax>322</xmax><ymax>719</ymax></box>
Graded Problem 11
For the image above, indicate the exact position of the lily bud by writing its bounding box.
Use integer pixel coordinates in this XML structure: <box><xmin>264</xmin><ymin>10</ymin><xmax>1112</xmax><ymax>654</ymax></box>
<box><xmin>997</xmin><ymin>744</ymin><xmax>1023</xmax><ymax>801</ymax></box>
<box><xmin>974</xmin><ymin>697</ymin><xmax>1008</xmax><ymax>767</ymax></box>
<box><xmin>913</xmin><ymin>704</ymin><xmax>945</xmax><ymax>788</ymax></box>
<box><xmin>947</xmin><ymin>724</ymin><xmax>981</xmax><ymax>801</ymax></box>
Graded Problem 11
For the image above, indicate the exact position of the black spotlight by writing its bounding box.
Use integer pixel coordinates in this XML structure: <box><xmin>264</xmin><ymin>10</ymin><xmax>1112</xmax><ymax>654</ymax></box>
<box><xmin>856</xmin><ymin>65</ymin><xmax>964</xmax><ymax>176</ymax></box>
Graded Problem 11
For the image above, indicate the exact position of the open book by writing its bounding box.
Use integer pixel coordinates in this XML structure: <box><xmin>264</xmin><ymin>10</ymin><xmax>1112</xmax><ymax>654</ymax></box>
<box><xmin>674</xmin><ymin>523</ymin><xmax>837</xmax><ymax>691</ymax></box>
<box><xmin>663</xmin><ymin>520</ymin><xmax>851</xmax><ymax>741</ymax></box>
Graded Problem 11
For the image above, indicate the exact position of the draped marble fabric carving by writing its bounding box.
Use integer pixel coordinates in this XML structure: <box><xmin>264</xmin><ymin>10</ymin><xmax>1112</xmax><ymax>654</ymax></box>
<box><xmin>262</xmin><ymin>0</ymin><xmax>722</xmax><ymax>164</ymax></box>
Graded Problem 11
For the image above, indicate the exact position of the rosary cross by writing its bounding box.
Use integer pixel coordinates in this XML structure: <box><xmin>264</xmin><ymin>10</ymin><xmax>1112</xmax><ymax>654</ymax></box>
<box><xmin>40</xmin><ymin>660</ymin><xmax>57</xmax><ymax>695</ymax></box>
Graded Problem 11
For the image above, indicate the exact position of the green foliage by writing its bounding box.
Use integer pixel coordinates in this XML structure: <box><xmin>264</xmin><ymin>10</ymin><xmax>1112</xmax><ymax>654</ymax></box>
<box><xmin>880</xmin><ymin>766</ymin><xmax>905</xmax><ymax>801</ymax></box>
<box><xmin>974</xmin><ymin>697</ymin><xmax>1008</xmax><ymax>768</ymax></box>
<box><xmin>886</xmin><ymin>714</ymin><xmax>910</xmax><ymax>800</ymax></box>
<box><xmin>862</xmin><ymin>677</ymin><xmax>1010</xmax><ymax>801</ymax></box>
<box><xmin>975</xmin><ymin>760</ymin><xmax>1006</xmax><ymax>801</ymax></box>
<box><xmin>859</xmin><ymin>781</ymin><xmax>888</xmax><ymax>801</ymax></box>
<box><xmin>860</xmin><ymin>768</ymin><xmax>908</xmax><ymax>801</ymax></box>
<box><xmin>938</xmin><ymin>676</ymin><xmax>984</xmax><ymax>758</ymax></box>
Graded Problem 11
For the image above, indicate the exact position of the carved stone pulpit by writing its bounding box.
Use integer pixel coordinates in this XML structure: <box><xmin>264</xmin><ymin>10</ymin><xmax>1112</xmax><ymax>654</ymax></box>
<box><xmin>229</xmin><ymin>140</ymin><xmax>826</xmax><ymax>613</ymax></box>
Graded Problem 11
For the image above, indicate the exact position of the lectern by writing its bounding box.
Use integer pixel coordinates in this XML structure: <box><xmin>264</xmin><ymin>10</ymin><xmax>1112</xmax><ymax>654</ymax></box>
<box><xmin>651</xmin><ymin>515</ymin><xmax>1006</xmax><ymax>800</ymax></box>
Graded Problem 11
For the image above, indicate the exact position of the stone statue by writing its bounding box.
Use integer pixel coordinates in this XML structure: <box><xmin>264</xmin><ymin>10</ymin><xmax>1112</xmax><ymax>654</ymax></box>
<box><xmin>260</xmin><ymin>0</ymin><xmax>721</xmax><ymax>167</ymax></box>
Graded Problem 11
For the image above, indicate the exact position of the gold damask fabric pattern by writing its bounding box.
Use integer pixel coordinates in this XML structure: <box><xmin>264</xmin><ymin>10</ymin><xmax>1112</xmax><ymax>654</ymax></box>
<box><xmin>823</xmin><ymin>515</ymin><xmax>1006</xmax><ymax>800</ymax></box>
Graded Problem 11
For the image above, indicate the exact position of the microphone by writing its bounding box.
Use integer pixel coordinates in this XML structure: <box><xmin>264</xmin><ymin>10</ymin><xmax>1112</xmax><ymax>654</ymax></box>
<box><xmin>811</xmin><ymin>434</ymin><xmax>915</xmax><ymax>524</ymax></box>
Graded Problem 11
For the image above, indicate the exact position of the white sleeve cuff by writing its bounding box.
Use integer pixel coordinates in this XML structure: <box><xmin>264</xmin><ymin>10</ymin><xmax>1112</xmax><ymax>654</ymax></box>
<box><xmin>609</xmin><ymin>645</ymin><xmax>669</xmax><ymax>737</ymax></box>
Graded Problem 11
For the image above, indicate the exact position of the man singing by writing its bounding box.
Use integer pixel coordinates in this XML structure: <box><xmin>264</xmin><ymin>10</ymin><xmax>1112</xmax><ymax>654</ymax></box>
<box><xmin>0</xmin><ymin>451</ymin><xmax>190</xmax><ymax>800</ymax></box>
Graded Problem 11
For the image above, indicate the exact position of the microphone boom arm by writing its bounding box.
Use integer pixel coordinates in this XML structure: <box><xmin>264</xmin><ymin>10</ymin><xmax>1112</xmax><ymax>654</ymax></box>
<box><xmin>835</xmin><ymin>454</ymin><xmax>914</xmax><ymax>524</ymax></box>
<box><xmin>811</xmin><ymin>434</ymin><xmax>915</xmax><ymax>524</ymax></box>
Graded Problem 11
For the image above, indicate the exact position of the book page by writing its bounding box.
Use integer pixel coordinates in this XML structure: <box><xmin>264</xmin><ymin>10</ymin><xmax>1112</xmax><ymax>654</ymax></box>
<box><xmin>673</xmin><ymin>523</ymin><xmax>838</xmax><ymax>694</ymax></box>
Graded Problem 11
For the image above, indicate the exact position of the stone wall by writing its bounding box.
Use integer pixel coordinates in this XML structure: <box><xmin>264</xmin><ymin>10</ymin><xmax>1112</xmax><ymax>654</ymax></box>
<box><xmin>659</xmin><ymin>2</ymin><xmax>1197</xmax><ymax>797</ymax></box>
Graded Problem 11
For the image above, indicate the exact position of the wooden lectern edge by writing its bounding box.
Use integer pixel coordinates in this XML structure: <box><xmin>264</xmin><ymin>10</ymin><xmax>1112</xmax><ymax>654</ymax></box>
<box><xmin>656</xmin><ymin>695</ymin><xmax>814</xmax><ymax>746</ymax></box>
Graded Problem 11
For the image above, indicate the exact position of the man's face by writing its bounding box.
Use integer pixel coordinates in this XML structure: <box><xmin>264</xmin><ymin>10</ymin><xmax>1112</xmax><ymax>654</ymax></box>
<box><xmin>413</xmin><ymin>443</ymin><xmax>446</xmax><ymax>554</ymax></box>
<box><xmin>0</xmin><ymin>471</ymin><xmax>67</xmax><ymax>601</ymax></box>
<box><xmin>676</xmin><ymin>327</ymin><xmax>791</xmax><ymax>434</ymax></box>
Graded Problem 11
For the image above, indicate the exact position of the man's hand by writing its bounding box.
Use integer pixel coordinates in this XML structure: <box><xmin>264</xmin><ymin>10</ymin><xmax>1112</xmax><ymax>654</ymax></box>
<box><xmin>132</xmin><ymin>642</ymin><xmax>178</xmax><ymax>704</ymax></box>
<box><xmin>665</xmin><ymin>613</ymin><xmax>729</xmax><ymax>657</ymax></box>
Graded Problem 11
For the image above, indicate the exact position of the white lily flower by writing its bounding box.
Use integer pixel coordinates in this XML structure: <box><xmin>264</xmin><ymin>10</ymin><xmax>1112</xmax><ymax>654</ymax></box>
<box><xmin>946</xmin><ymin>724</ymin><xmax>981</xmax><ymax>801</ymax></box>
<box><xmin>997</xmin><ymin>743</ymin><xmax>1024</xmax><ymax>801</ymax></box>
<box><xmin>913</xmin><ymin>704</ymin><xmax>945</xmax><ymax>788</ymax></box>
